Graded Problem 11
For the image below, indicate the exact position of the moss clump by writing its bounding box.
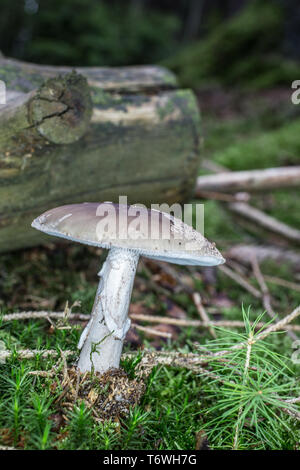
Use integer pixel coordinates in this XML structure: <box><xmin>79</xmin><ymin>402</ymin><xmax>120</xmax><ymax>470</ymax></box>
<box><xmin>55</xmin><ymin>367</ymin><xmax>145</xmax><ymax>421</ymax></box>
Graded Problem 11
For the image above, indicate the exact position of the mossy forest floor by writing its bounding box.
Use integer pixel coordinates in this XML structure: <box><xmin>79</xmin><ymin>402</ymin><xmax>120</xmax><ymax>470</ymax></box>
<box><xmin>0</xmin><ymin>85</ymin><xmax>299</xmax><ymax>450</ymax></box>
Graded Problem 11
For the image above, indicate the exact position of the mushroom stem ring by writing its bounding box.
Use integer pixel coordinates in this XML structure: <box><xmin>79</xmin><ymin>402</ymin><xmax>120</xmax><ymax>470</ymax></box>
<box><xmin>77</xmin><ymin>248</ymin><xmax>139</xmax><ymax>373</ymax></box>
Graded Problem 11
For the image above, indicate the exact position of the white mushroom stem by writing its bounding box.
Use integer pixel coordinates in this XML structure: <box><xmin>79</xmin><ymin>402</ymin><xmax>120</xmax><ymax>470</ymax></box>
<box><xmin>77</xmin><ymin>247</ymin><xmax>139</xmax><ymax>373</ymax></box>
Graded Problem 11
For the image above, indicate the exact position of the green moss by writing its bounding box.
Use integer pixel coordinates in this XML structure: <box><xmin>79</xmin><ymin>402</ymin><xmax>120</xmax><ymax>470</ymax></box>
<box><xmin>160</xmin><ymin>67</ymin><xmax>177</xmax><ymax>88</ymax></box>
<box><xmin>91</xmin><ymin>87</ymin><xmax>122</xmax><ymax>107</ymax></box>
<box><xmin>157</xmin><ymin>97</ymin><xmax>176</xmax><ymax>121</ymax></box>
<box><xmin>0</xmin><ymin>64</ymin><xmax>44</xmax><ymax>92</ymax></box>
<box><xmin>213</xmin><ymin>118</ymin><xmax>300</xmax><ymax>171</ymax></box>
<box><xmin>174</xmin><ymin>89</ymin><xmax>201</xmax><ymax>126</ymax></box>
<box><xmin>91</xmin><ymin>88</ymin><xmax>155</xmax><ymax>114</ymax></box>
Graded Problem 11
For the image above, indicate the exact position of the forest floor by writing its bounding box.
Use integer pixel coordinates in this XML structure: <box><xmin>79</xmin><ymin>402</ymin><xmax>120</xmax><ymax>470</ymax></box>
<box><xmin>0</xmin><ymin>85</ymin><xmax>299</xmax><ymax>450</ymax></box>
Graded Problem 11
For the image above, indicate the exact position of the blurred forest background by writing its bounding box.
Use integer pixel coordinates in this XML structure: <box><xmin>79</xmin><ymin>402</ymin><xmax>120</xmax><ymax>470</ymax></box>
<box><xmin>1</xmin><ymin>0</ymin><xmax>300</xmax><ymax>88</ymax></box>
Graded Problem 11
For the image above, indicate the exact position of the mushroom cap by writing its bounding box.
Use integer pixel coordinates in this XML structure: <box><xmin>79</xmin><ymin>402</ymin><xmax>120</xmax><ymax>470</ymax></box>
<box><xmin>31</xmin><ymin>202</ymin><xmax>225</xmax><ymax>266</ymax></box>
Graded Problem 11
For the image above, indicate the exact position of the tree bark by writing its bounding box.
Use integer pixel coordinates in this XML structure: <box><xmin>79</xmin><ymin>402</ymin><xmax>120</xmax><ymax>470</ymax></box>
<box><xmin>0</xmin><ymin>56</ymin><xmax>201</xmax><ymax>253</ymax></box>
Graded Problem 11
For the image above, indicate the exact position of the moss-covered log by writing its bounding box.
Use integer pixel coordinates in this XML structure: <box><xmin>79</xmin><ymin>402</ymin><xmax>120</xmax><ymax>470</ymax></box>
<box><xmin>0</xmin><ymin>56</ymin><xmax>201</xmax><ymax>253</ymax></box>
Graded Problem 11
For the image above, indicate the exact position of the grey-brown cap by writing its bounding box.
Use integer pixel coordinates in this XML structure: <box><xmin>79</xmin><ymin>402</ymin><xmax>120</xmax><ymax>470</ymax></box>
<box><xmin>31</xmin><ymin>202</ymin><xmax>225</xmax><ymax>266</ymax></box>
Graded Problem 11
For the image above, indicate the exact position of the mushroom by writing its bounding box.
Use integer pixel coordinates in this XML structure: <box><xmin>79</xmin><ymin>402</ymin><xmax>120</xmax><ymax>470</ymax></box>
<box><xmin>31</xmin><ymin>202</ymin><xmax>225</xmax><ymax>373</ymax></box>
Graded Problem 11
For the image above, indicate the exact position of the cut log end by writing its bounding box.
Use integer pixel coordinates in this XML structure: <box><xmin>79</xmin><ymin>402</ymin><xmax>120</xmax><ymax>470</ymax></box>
<box><xmin>28</xmin><ymin>72</ymin><xmax>92</xmax><ymax>144</ymax></box>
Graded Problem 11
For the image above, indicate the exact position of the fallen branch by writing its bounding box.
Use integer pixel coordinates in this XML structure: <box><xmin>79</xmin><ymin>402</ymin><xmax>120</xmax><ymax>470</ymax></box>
<box><xmin>0</xmin><ymin>347</ymin><xmax>208</xmax><ymax>369</ymax></box>
<box><xmin>192</xmin><ymin>292</ymin><xmax>216</xmax><ymax>338</ymax></box>
<box><xmin>1</xmin><ymin>311</ymin><xmax>89</xmax><ymax>322</ymax></box>
<box><xmin>219</xmin><ymin>264</ymin><xmax>262</xmax><ymax>298</ymax></box>
<box><xmin>250</xmin><ymin>256</ymin><xmax>298</xmax><ymax>340</ymax></box>
<box><xmin>196</xmin><ymin>166</ymin><xmax>300</xmax><ymax>194</ymax></box>
<box><xmin>130</xmin><ymin>314</ymin><xmax>300</xmax><ymax>332</ymax></box>
<box><xmin>251</xmin><ymin>255</ymin><xmax>276</xmax><ymax>321</ymax></box>
<box><xmin>285</xmin><ymin>396</ymin><xmax>300</xmax><ymax>404</ymax></box>
<box><xmin>0</xmin><ymin>349</ymin><xmax>75</xmax><ymax>360</ymax></box>
<box><xmin>226</xmin><ymin>244</ymin><xmax>300</xmax><ymax>271</ymax></box>
<box><xmin>197</xmin><ymin>163</ymin><xmax>300</xmax><ymax>246</ymax></box>
<box><xmin>264</xmin><ymin>275</ymin><xmax>300</xmax><ymax>293</ymax></box>
<box><xmin>2</xmin><ymin>311</ymin><xmax>300</xmax><ymax>332</ymax></box>
<box><xmin>227</xmin><ymin>202</ymin><xmax>300</xmax><ymax>245</ymax></box>
<box><xmin>281</xmin><ymin>407</ymin><xmax>300</xmax><ymax>421</ymax></box>
<box><xmin>196</xmin><ymin>190</ymin><xmax>250</xmax><ymax>203</ymax></box>
<box><xmin>132</xmin><ymin>323</ymin><xmax>172</xmax><ymax>339</ymax></box>
<box><xmin>2</xmin><ymin>305</ymin><xmax>299</xmax><ymax>362</ymax></box>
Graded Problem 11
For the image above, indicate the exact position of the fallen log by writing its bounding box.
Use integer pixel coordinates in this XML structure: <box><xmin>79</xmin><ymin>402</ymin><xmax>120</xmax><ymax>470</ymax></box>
<box><xmin>196</xmin><ymin>166</ymin><xmax>300</xmax><ymax>194</ymax></box>
<box><xmin>0</xmin><ymin>56</ymin><xmax>201</xmax><ymax>253</ymax></box>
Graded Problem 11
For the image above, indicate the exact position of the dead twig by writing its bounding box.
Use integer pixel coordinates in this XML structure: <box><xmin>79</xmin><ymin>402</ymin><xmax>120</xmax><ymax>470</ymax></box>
<box><xmin>0</xmin><ymin>349</ymin><xmax>75</xmax><ymax>360</ymax></box>
<box><xmin>251</xmin><ymin>255</ymin><xmax>298</xmax><ymax>341</ymax></box>
<box><xmin>226</xmin><ymin>244</ymin><xmax>300</xmax><ymax>270</ymax></box>
<box><xmin>251</xmin><ymin>256</ymin><xmax>276</xmax><ymax>320</ymax></box>
<box><xmin>285</xmin><ymin>396</ymin><xmax>300</xmax><ymax>404</ymax></box>
<box><xmin>264</xmin><ymin>275</ymin><xmax>300</xmax><ymax>293</ymax></box>
<box><xmin>192</xmin><ymin>292</ymin><xmax>216</xmax><ymax>338</ymax></box>
<box><xmin>219</xmin><ymin>264</ymin><xmax>262</xmax><ymax>298</ymax></box>
<box><xmin>196</xmin><ymin>166</ymin><xmax>300</xmax><ymax>194</ymax></box>
<box><xmin>196</xmin><ymin>190</ymin><xmax>250</xmax><ymax>203</ymax></box>
<box><xmin>2</xmin><ymin>310</ymin><xmax>300</xmax><ymax>332</ymax></box>
<box><xmin>1</xmin><ymin>311</ymin><xmax>90</xmax><ymax>322</ymax></box>
<box><xmin>132</xmin><ymin>323</ymin><xmax>172</xmax><ymax>339</ymax></box>
<box><xmin>227</xmin><ymin>202</ymin><xmax>300</xmax><ymax>245</ymax></box>
<box><xmin>281</xmin><ymin>407</ymin><xmax>300</xmax><ymax>421</ymax></box>
<box><xmin>197</xmin><ymin>163</ymin><xmax>300</xmax><ymax>246</ymax></box>
<box><xmin>131</xmin><ymin>313</ymin><xmax>300</xmax><ymax>332</ymax></box>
